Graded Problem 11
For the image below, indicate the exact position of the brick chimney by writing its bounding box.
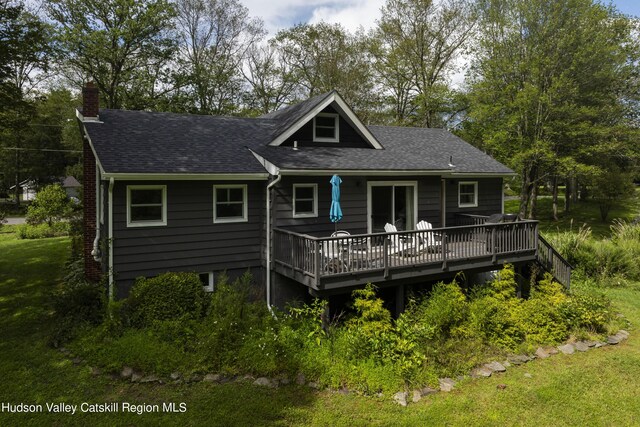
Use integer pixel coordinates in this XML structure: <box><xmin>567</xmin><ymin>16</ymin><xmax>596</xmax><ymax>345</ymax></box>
<box><xmin>82</xmin><ymin>82</ymin><xmax>102</xmax><ymax>282</ymax></box>
<box><xmin>82</xmin><ymin>81</ymin><xmax>99</xmax><ymax>119</ymax></box>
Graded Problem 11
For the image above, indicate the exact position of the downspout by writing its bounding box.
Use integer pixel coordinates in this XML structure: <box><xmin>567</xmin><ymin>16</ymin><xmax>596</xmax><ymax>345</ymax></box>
<box><xmin>91</xmin><ymin>160</ymin><xmax>101</xmax><ymax>261</ymax></box>
<box><xmin>265</xmin><ymin>173</ymin><xmax>282</xmax><ymax>315</ymax></box>
<box><xmin>108</xmin><ymin>177</ymin><xmax>114</xmax><ymax>301</ymax></box>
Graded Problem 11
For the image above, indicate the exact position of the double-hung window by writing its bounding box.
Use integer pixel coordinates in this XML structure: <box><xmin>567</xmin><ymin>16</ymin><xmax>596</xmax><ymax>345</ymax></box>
<box><xmin>458</xmin><ymin>181</ymin><xmax>478</xmax><ymax>208</ymax></box>
<box><xmin>213</xmin><ymin>185</ymin><xmax>248</xmax><ymax>223</ymax></box>
<box><xmin>127</xmin><ymin>185</ymin><xmax>167</xmax><ymax>227</ymax></box>
<box><xmin>293</xmin><ymin>184</ymin><xmax>318</xmax><ymax>218</ymax></box>
<box><xmin>313</xmin><ymin>113</ymin><xmax>339</xmax><ymax>142</ymax></box>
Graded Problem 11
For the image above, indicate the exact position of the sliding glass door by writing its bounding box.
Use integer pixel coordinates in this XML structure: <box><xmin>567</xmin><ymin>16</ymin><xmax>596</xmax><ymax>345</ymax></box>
<box><xmin>368</xmin><ymin>182</ymin><xmax>417</xmax><ymax>233</ymax></box>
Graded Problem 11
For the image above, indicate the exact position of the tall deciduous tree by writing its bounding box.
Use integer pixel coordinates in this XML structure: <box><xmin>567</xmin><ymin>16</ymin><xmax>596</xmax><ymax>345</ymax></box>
<box><xmin>371</xmin><ymin>0</ymin><xmax>476</xmax><ymax>127</ymax></box>
<box><xmin>273</xmin><ymin>23</ymin><xmax>378</xmax><ymax>120</ymax></box>
<box><xmin>46</xmin><ymin>0</ymin><xmax>177</xmax><ymax>109</ymax></box>
<box><xmin>173</xmin><ymin>0</ymin><xmax>264</xmax><ymax>115</ymax></box>
<box><xmin>466</xmin><ymin>0</ymin><xmax>639</xmax><ymax>218</ymax></box>
<box><xmin>241</xmin><ymin>43</ymin><xmax>298</xmax><ymax>115</ymax></box>
<box><xmin>0</xmin><ymin>1</ymin><xmax>51</xmax><ymax>203</ymax></box>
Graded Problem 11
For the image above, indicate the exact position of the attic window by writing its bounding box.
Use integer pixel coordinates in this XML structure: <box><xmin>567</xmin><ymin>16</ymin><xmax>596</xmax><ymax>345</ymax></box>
<box><xmin>313</xmin><ymin>113</ymin><xmax>339</xmax><ymax>142</ymax></box>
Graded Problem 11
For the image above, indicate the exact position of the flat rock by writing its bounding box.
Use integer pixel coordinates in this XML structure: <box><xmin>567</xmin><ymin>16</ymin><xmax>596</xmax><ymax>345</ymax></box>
<box><xmin>606</xmin><ymin>335</ymin><xmax>621</xmax><ymax>345</ymax></box>
<box><xmin>412</xmin><ymin>390</ymin><xmax>422</xmax><ymax>403</ymax></box>
<box><xmin>393</xmin><ymin>391</ymin><xmax>408</xmax><ymax>407</ymax></box>
<box><xmin>558</xmin><ymin>343</ymin><xmax>575</xmax><ymax>354</ymax></box>
<box><xmin>594</xmin><ymin>341</ymin><xmax>606</xmax><ymax>348</ymax></box>
<box><xmin>337</xmin><ymin>387</ymin><xmax>349</xmax><ymax>395</ymax></box>
<box><xmin>574</xmin><ymin>341</ymin><xmax>590</xmax><ymax>352</ymax></box>
<box><xmin>535</xmin><ymin>347</ymin><xmax>550</xmax><ymax>359</ymax></box>
<box><xmin>471</xmin><ymin>367</ymin><xmax>492</xmax><ymax>378</ymax></box>
<box><xmin>190</xmin><ymin>374</ymin><xmax>204</xmax><ymax>383</ymax></box>
<box><xmin>295</xmin><ymin>373</ymin><xmax>306</xmax><ymax>385</ymax></box>
<box><xmin>502</xmin><ymin>360</ymin><xmax>511</xmax><ymax>368</ymax></box>
<box><xmin>485</xmin><ymin>361</ymin><xmax>506</xmax><ymax>372</ymax></box>
<box><xmin>131</xmin><ymin>373</ymin><xmax>142</xmax><ymax>383</ymax></box>
<box><xmin>545</xmin><ymin>346</ymin><xmax>559</xmax><ymax>355</ymax></box>
<box><xmin>585</xmin><ymin>341</ymin><xmax>598</xmax><ymax>348</ymax></box>
<box><xmin>420</xmin><ymin>386</ymin><xmax>438</xmax><ymax>396</ymax></box>
<box><xmin>616</xmin><ymin>330</ymin><xmax>630</xmax><ymax>340</ymax></box>
<box><xmin>508</xmin><ymin>355</ymin><xmax>531</xmax><ymax>365</ymax></box>
<box><xmin>170</xmin><ymin>372</ymin><xmax>182</xmax><ymax>381</ymax></box>
<box><xmin>307</xmin><ymin>381</ymin><xmax>320</xmax><ymax>390</ymax></box>
<box><xmin>140</xmin><ymin>375</ymin><xmax>160</xmax><ymax>383</ymax></box>
<box><xmin>439</xmin><ymin>378</ymin><xmax>456</xmax><ymax>392</ymax></box>
<box><xmin>203</xmin><ymin>374</ymin><xmax>220</xmax><ymax>382</ymax></box>
<box><xmin>524</xmin><ymin>373</ymin><xmax>532</xmax><ymax>379</ymax></box>
<box><xmin>279</xmin><ymin>377</ymin><xmax>290</xmax><ymax>386</ymax></box>
<box><xmin>253</xmin><ymin>377</ymin><xmax>272</xmax><ymax>387</ymax></box>
<box><xmin>121</xmin><ymin>367</ymin><xmax>133</xmax><ymax>378</ymax></box>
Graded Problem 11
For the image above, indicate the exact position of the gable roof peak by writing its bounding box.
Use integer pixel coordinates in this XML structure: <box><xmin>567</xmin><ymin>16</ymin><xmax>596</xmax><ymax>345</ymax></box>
<box><xmin>266</xmin><ymin>90</ymin><xmax>383</xmax><ymax>150</ymax></box>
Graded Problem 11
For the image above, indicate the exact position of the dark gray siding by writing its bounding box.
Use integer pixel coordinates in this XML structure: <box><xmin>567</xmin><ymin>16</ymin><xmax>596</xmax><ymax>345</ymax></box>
<box><xmin>445</xmin><ymin>177</ymin><xmax>503</xmax><ymax>225</ymax></box>
<box><xmin>111</xmin><ymin>180</ymin><xmax>265</xmax><ymax>297</ymax></box>
<box><xmin>274</xmin><ymin>175</ymin><xmax>443</xmax><ymax>236</ymax></box>
<box><xmin>281</xmin><ymin>106</ymin><xmax>371</xmax><ymax>148</ymax></box>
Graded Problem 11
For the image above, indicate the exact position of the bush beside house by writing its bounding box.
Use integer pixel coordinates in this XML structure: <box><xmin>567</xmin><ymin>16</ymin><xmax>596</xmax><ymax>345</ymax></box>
<box><xmin>59</xmin><ymin>262</ymin><xmax>619</xmax><ymax>395</ymax></box>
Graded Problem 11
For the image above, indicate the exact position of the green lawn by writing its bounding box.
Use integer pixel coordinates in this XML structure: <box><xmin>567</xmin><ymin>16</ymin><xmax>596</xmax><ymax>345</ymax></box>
<box><xmin>2</xmin><ymin>229</ymin><xmax>640</xmax><ymax>425</ymax></box>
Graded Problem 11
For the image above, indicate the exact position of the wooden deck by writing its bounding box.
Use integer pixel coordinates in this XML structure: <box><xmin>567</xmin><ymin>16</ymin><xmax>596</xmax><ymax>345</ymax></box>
<box><xmin>272</xmin><ymin>219</ymin><xmax>551</xmax><ymax>291</ymax></box>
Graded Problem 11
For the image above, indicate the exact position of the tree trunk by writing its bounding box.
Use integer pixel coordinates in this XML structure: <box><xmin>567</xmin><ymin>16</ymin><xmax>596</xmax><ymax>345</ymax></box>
<box><xmin>571</xmin><ymin>175</ymin><xmax>578</xmax><ymax>204</ymax></box>
<box><xmin>13</xmin><ymin>146</ymin><xmax>20</xmax><ymax>207</ymax></box>
<box><xmin>552</xmin><ymin>176</ymin><xmax>559</xmax><ymax>221</ymax></box>
<box><xmin>564</xmin><ymin>178</ymin><xmax>571</xmax><ymax>212</ymax></box>
<box><xmin>527</xmin><ymin>180</ymin><xmax>538</xmax><ymax>219</ymax></box>
<box><xmin>518</xmin><ymin>171</ymin><xmax>531</xmax><ymax>219</ymax></box>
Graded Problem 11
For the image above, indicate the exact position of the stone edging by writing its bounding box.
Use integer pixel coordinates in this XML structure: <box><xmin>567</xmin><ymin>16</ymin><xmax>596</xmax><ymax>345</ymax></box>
<box><xmin>56</xmin><ymin>329</ymin><xmax>630</xmax><ymax>406</ymax></box>
<box><xmin>392</xmin><ymin>329</ymin><xmax>630</xmax><ymax>407</ymax></box>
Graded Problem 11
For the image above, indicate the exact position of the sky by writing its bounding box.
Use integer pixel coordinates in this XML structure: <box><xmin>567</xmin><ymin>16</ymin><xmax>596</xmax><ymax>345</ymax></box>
<box><xmin>244</xmin><ymin>0</ymin><xmax>640</xmax><ymax>36</ymax></box>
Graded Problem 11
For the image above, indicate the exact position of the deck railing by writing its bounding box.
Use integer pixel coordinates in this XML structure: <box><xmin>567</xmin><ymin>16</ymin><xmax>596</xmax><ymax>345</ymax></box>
<box><xmin>537</xmin><ymin>234</ymin><xmax>572</xmax><ymax>289</ymax></box>
<box><xmin>273</xmin><ymin>220</ymin><xmax>539</xmax><ymax>285</ymax></box>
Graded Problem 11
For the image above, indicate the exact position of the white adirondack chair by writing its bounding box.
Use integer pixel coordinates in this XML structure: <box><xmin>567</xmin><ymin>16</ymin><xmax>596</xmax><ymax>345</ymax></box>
<box><xmin>417</xmin><ymin>220</ymin><xmax>442</xmax><ymax>252</ymax></box>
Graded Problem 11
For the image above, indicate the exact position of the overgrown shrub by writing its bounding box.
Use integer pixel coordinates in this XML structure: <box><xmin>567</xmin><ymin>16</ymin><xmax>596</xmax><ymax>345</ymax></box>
<box><xmin>344</xmin><ymin>284</ymin><xmax>395</xmax><ymax>360</ymax></box>
<box><xmin>126</xmin><ymin>272</ymin><xmax>207</xmax><ymax>328</ymax></box>
<box><xmin>17</xmin><ymin>222</ymin><xmax>69</xmax><ymax>239</ymax></box>
<box><xmin>399</xmin><ymin>281</ymin><xmax>467</xmax><ymax>343</ymax></box>
<box><xmin>559</xmin><ymin>289</ymin><xmax>612</xmax><ymax>333</ymax></box>
<box><xmin>26</xmin><ymin>184</ymin><xmax>72</xmax><ymax>226</ymax></box>
<box><xmin>67</xmin><ymin>264</ymin><xmax>619</xmax><ymax>394</ymax></box>
<box><xmin>49</xmin><ymin>283</ymin><xmax>106</xmax><ymax>346</ymax></box>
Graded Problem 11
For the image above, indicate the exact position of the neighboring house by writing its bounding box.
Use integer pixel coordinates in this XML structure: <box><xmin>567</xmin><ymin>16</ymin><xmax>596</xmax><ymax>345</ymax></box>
<box><xmin>61</xmin><ymin>176</ymin><xmax>81</xmax><ymax>199</ymax></box>
<box><xmin>78</xmin><ymin>83</ymin><xmax>570</xmax><ymax>311</ymax></box>
<box><xmin>9</xmin><ymin>179</ymin><xmax>37</xmax><ymax>201</ymax></box>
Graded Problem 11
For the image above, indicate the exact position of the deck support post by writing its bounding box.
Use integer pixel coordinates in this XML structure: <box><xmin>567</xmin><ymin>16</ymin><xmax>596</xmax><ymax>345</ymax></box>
<box><xmin>395</xmin><ymin>284</ymin><xmax>405</xmax><ymax>316</ymax></box>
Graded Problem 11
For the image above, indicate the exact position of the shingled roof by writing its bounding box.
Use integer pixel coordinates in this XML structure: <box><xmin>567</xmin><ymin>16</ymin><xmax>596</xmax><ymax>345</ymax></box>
<box><xmin>81</xmin><ymin>96</ymin><xmax>513</xmax><ymax>176</ymax></box>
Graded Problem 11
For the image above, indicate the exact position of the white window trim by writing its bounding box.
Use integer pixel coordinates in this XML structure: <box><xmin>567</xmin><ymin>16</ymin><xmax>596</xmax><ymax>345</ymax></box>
<box><xmin>213</xmin><ymin>184</ymin><xmax>248</xmax><ymax>223</ymax></box>
<box><xmin>126</xmin><ymin>185</ymin><xmax>167</xmax><ymax>227</ymax></box>
<box><xmin>458</xmin><ymin>181</ymin><xmax>478</xmax><ymax>208</ymax></box>
<box><xmin>200</xmin><ymin>272</ymin><xmax>214</xmax><ymax>292</ymax></box>
<box><xmin>312</xmin><ymin>113</ymin><xmax>340</xmax><ymax>143</ymax></box>
<box><xmin>293</xmin><ymin>183</ymin><xmax>318</xmax><ymax>218</ymax></box>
